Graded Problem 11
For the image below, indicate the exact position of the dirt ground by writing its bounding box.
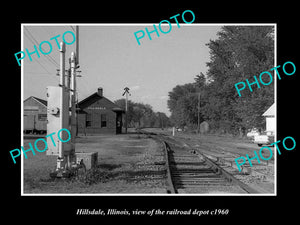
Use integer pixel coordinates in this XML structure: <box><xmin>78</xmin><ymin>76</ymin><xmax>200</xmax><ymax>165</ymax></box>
<box><xmin>23</xmin><ymin>129</ymin><xmax>275</xmax><ymax>194</ymax></box>
<box><xmin>23</xmin><ymin>133</ymin><xmax>166</xmax><ymax>194</ymax></box>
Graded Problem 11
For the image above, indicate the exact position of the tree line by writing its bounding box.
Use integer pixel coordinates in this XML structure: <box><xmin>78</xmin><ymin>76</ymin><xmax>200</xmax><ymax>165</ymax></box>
<box><xmin>114</xmin><ymin>99</ymin><xmax>171</xmax><ymax>128</ymax></box>
<box><xmin>168</xmin><ymin>26</ymin><xmax>275</xmax><ymax>136</ymax></box>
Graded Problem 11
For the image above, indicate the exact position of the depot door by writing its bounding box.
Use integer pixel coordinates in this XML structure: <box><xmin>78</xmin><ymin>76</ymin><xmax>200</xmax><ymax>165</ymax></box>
<box><xmin>116</xmin><ymin>113</ymin><xmax>122</xmax><ymax>134</ymax></box>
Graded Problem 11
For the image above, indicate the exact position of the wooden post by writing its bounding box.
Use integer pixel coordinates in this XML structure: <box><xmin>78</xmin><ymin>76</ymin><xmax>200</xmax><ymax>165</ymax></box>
<box><xmin>122</xmin><ymin>87</ymin><xmax>130</xmax><ymax>134</ymax></box>
<box><xmin>71</xmin><ymin>52</ymin><xmax>76</xmax><ymax>144</ymax></box>
<box><xmin>197</xmin><ymin>92</ymin><xmax>200</xmax><ymax>134</ymax></box>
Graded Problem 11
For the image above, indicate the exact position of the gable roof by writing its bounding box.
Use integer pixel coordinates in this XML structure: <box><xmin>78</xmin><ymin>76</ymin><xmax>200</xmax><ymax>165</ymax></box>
<box><xmin>263</xmin><ymin>103</ymin><xmax>275</xmax><ymax>117</ymax></box>
<box><xmin>77</xmin><ymin>91</ymin><xmax>124</xmax><ymax>112</ymax></box>
<box><xmin>24</xmin><ymin>96</ymin><xmax>47</xmax><ymax>107</ymax></box>
<box><xmin>77</xmin><ymin>92</ymin><xmax>102</xmax><ymax>108</ymax></box>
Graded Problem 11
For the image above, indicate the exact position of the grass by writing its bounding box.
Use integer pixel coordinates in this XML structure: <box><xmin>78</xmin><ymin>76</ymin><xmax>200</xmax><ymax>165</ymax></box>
<box><xmin>23</xmin><ymin>134</ymin><xmax>166</xmax><ymax>194</ymax></box>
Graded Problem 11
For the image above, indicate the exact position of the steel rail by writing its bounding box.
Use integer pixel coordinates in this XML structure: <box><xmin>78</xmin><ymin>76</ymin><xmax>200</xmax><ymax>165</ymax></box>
<box><xmin>167</xmin><ymin>135</ymin><xmax>260</xmax><ymax>194</ymax></box>
<box><xmin>162</xmin><ymin>141</ymin><xmax>176</xmax><ymax>193</ymax></box>
<box><xmin>139</xmin><ymin>129</ymin><xmax>260</xmax><ymax>194</ymax></box>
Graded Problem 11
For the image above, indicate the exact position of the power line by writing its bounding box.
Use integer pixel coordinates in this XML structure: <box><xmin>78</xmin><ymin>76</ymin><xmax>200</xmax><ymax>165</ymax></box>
<box><xmin>24</xmin><ymin>27</ymin><xmax>60</xmax><ymax>68</ymax></box>
<box><xmin>24</xmin><ymin>27</ymin><xmax>40</xmax><ymax>45</ymax></box>
<box><xmin>34</xmin><ymin>58</ymin><xmax>52</xmax><ymax>75</ymax></box>
<box><xmin>23</xmin><ymin>32</ymin><xmax>56</xmax><ymax>74</ymax></box>
<box><xmin>23</xmin><ymin>31</ymin><xmax>55</xmax><ymax>75</ymax></box>
<box><xmin>24</xmin><ymin>30</ymin><xmax>59</xmax><ymax>68</ymax></box>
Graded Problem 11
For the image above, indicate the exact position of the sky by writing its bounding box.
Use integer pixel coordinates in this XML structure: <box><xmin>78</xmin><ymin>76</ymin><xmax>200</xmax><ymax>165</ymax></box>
<box><xmin>23</xmin><ymin>24</ymin><xmax>221</xmax><ymax>116</ymax></box>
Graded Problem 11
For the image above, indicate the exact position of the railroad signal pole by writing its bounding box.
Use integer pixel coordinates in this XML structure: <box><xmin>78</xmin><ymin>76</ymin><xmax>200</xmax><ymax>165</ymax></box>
<box><xmin>122</xmin><ymin>87</ymin><xmax>131</xmax><ymax>133</ymax></box>
<box><xmin>47</xmin><ymin>27</ymin><xmax>86</xmax><ymax>177</ymax></box>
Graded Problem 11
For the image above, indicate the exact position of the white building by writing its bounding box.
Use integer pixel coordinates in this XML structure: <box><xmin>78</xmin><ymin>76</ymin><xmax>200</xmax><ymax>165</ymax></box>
<box><xmin>262</xmin><ymin>103</ymin><xmax>275</xmax><ymax>135</ymax></box>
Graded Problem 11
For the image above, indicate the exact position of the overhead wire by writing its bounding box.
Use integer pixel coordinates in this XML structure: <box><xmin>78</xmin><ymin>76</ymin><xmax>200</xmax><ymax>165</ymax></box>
<box><xmin>34</xmin><ymin>59</ymin><xmax>52</xmax><ymax>75</ymax></box>
<box><xmin>24</xmin><ymin>33</ymin><xmax>59</xmax><ymax>70</ymax></box>
<box><xmin>24</xmin><ymin>27</ymin><xmax>60</xmax><ymax>68</ymax></box>
<box><xmin>24</xmin><ymin>25</ymin><xmax>82</xmax><ymax>99</ymax></box>
<box><xmin>23</xmin><ymin>34</ymin><xmax>53</xmax><ymax>75</ymax></box>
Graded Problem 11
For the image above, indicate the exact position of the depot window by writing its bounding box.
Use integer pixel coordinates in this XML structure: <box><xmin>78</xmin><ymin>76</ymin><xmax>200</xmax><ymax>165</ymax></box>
<box><xmin>86</xmin><ymin>114</ymin><xmax>92</xmax><ymax>127</ymax></box>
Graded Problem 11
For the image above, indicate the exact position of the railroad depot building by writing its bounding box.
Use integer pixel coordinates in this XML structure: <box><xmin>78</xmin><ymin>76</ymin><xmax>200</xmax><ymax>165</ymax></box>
<box><xmin>77</xmin><ymin>87</ymin><xmax>124</xmax><ymax>135</ymax></box>
<box><xmin>23</xmin><ymin>96</ymin><xmax>47</xmax><ymax>134</ymax></box>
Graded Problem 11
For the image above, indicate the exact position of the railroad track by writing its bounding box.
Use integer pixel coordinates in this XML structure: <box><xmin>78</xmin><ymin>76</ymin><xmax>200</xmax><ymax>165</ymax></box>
<box><xmin>137</xmin><ymin>129</ymin><xmax>259</xmax><ymax>194</ymax></box>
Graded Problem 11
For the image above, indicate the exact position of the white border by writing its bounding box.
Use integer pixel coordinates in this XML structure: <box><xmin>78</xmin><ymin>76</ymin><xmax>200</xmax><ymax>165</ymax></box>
<box><xmin>21</xmin><ymin>23</ymin><xmax>277</xmax><ymax>196</ymax></box>
<box><xmin>21</xmin><ymin>23</ymin><xmax>24</xmax><ymax>195</ymax></box>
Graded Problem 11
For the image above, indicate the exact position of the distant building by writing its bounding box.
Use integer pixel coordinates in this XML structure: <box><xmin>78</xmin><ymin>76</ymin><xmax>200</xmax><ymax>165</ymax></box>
<box><xmin>262</xmin><ymin>103</ymin><xmax>275</xmax><ymax>135</ymax></box>
<box><xmin>77</xmin><ymin>88</ymin><xmax>124</xmax><ymax>135</ymax></box>
<box><xmin>199</xmin><ymin>121</ymin><xmax>209</xmax><ymax>134</ymax></box>
<box><xmin>23</xmin><ymin>96</ymin><xmax>47</xmax><ymax>134</ymax></box>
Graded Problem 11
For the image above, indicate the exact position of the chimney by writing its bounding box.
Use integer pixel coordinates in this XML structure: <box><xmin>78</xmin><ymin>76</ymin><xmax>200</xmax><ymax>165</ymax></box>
<box><xmin>97</xmin><ymin>87</ymin><xmax>103</xmax><ymax>97</ymax></box>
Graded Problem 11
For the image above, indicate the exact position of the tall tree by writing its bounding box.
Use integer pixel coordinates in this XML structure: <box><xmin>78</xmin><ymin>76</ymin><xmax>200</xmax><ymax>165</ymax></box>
<box><xmin>167</xmin><ymin>26</ymin><xmax>274</xmax><ymax>135</ymax></box>
<box><xmin>168</xmin><ymin>82</ymin><xmax>206</xmax><ymax>128</ymax></box>
<box><xmin>205</xmin><ymin>26</ymin><xmax>274</xmax><ymax>134</ymax></box>
<box><xmin>115</xmin><ymin>99</ymin><xmax>170</xmax><ymax>128</ymax></box>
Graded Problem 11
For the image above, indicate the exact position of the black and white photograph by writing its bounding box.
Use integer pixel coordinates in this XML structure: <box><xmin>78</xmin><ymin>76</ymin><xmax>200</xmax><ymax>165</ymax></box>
<box><xmin>20</xmin><ymin>24</ymin><xmax>276</xmax><ymax>195</ymax></box>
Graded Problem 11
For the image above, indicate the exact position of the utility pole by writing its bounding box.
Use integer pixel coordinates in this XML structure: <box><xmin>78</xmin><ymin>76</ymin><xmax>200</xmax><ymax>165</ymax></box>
<box><xmin>58</xmin><ymin>42</ymin><xmax>66</xmax><ymax>169</ymax></box>
<box><xmin>70</xmin><ymin>25</ymin><xmax>80</xmax><ymax>149</ymax></box>
<box><xmin>197</xmin><ymin>92</ymin><xmax>200</xmax><ymax>134</ymax></box>
<box><xmin>66</xmin><ymin>58</ymin><xmax>71</xmax><ymax>91</ymax></box>
<box><xmin>159</xmin><ymin>112</ymin><xmax>164</xmax><ymax>130</ymax></box>
<box><xmin>194</xmin><ymin>79</ymin><xmax>201</xmax><ymax>134</ymax></box>
<box><xmin>75</xmin><ymin>26</ymin><xmax>79</xmax><ymax>65</ymax></box>
<box><xmin>70</xmin><ymin>52</ymin><xmax>76</xmax><ymax>146</ymax></box>
<box><xmin>122</xmin><ymin>87</ymin><xmax>131</xmax><ymax>133</ymax></box>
